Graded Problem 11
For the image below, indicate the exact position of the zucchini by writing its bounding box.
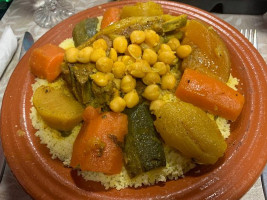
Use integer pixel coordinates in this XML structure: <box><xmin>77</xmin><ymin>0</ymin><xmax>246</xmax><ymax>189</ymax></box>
<box><xmin>124</xmin><ymin>103</ymin><xmax>166</xmax><ymax>178</ymax></box>
<box><xmin>72</xmin><ymin>17</ymin><xmax>99</xmax><ymax>47</ymax></box>
<box><xmin>78</xmin><ymin>15</ymin><xmax>187</xmax><ymax>50</ymax></box>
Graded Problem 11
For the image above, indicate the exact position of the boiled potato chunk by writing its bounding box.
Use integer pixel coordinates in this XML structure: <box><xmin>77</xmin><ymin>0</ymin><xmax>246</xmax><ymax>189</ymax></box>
<box><xmin>181</xmin><ymin>20</ymin><xmax>231</xmax><ymax>83</ymax></box>
<box><xmin>154</xmin><ymin>101</ymin><xmax>227</xmax><ymax>165</ymax></box>
<box><xmin>33</xmin><ymin>85</ymin><xmax>84</xmax><ymax>131</ymax></box>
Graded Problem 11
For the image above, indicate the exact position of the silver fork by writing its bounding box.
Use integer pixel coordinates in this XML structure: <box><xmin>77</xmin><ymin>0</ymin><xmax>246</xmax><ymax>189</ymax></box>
<box><xmin>240</xmin><ymin>29</ymin><xmax>258</xmax><ymax>49</ymax></box>
<box><xmin>241</xmin><ymin>28</ymin><xmax>267</xmax><ymax>198</ymax></box>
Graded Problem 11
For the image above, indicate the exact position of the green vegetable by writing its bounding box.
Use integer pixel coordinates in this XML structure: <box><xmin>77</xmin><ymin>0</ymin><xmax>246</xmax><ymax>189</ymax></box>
<box><xmin>78</xmin><ymin>15</ymin><xmax>187</xmax><ymax>50</ymax></box>
<box><xmin>124</xmin><ymin>103</ymin><xmax>166</xmax><ymax>178</ymax></box>
<box><xmin>72</xmin><ymin>17</ymin><xmax>99</xmax><ymax>47</ymax></box>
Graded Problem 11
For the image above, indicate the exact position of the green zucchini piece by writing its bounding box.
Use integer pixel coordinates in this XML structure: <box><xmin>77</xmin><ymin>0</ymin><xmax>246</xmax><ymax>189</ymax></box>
<box><xmin>124</xmin><ymin>103</ymin><xmax>166</xmax><ymax>178</ymax></box>
<box><xmin>72</xmin><ymin>17</ymin><xmax>99</xmax><ymax>47</ymax></box>
<box><xmin>78</xmin><ymin>15</ymin><xmax>187</xmax><ymax>50</ymax></box>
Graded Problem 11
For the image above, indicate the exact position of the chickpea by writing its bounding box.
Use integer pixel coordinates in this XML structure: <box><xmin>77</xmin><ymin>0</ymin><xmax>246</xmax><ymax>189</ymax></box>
<box><xmin>144</xmin><ymin>30</ymin><xmax>160</xmax><ymax>47</ymax></box>
<box><xmin>161</xmin><ymin>73</ymin><xmax>176</xmax><ymax>90</ymax></box>
<box><xmin>128</xmin><ymin>44</ymin><xmax>142</xmax><ymax>59</ymax></box>
<box><xmin>142</xmin><ymin>84</ymin><xmax>160</xmax><ymax>101</ymax></box>
<box><xmin>130</xmin><ymin>30</ymin><xmax>146</xmax><ymax>44</ymax></box>
<box><xmin>76</xmin><ymin>47</ymin><xmax>93</xmax><ymax>63</ymax></box>
<box><xmin>142</xmin><ymin>48</ymin><xmax>157</xmax><ymax>65</ymax></box>
<box><xmin>121</xmin><ymin>75</ymin><xmax>136</xmax><ymax>93</ymax></box>
<box><xmin>139</xmin><ymin>60</ymin><xmax>151</xmax><ymax>73</ymax></box>
<box><xmin>65</xmin><ymin>47</ymin><xmax>79</xmax><ymax>63</ymax></box>
<box><xmin>152</xmin><ymin>62</ymin><xmax>169</xmax><ymax>75</ymax></box>
<box><xmin>109</xmin><ymin>48</ymin><xmax>118</xmax><ymax>62</ymax></box>
<box><xmin>124</xmin><ymin>89</ymin><xmax>139</xmax><ymax>108</ymax></box>
<box><xmin>96</xmin><ymin>57</ymin><xmax>113</xmax><ymax>73</ymax></box>
<box><xmin>113</xmin><ymin>36</ymin><xmax>128</xmax><ymax>53</ymax></box>
<box><xmin>109</xmin><ymin>96</ymin><xmax>126</xmax><ymax>112</ymax></box>
<box><xmin>176</xmin><ymin>45</ymin><xmax>192</xmax><ymax>58</ymax></box>
<box><xmin>93</xmin><ymin>39</ymin><xmax>108</xmax><ymax>51</ymax></box>
<box><xmin>150</xmin><ymin>99</ymin><xmax>166</xmax><ymax>112</ymax></box>
<box><xmin>158</xmin><ymin>51</ymin><xmax>176</xmax><ymax>65</ymax></box>
<box><xmin>90</xmin><ymin>72</ymin><xmax>110</xmax><ymax>87</ymax></box>
<box><xmin>166</xmin><ymin>64</ymin><xmax>171</xmax><ymax>72</ymax></box>
<box><xmin>112</xmin><ymin>61</ymin><xmax>126</xmax><ymax>78</ymax></box>
<box><xmin>122</xmin><ymin>55</ymin><xmax>135</xmax><ymax>66</ymax></box>
<box><xmin>106</xmin><ymin>72</ymin><xmax>114</xmax><ymax>81</ymax></box>
<box><xmin>142</xmin><ymin>72</ymin><xmax>161</xmax><ymax>85</ymax></box>
<box><xmin>116</xmin><ymin>56</ymin><xmax>122</xmax><ymax>62</ymax></box>
<box><xmin>167</xmin><ymin>38</ymin><xmax>180</xmax><ymax>51</ymax></box>
<box><xmin>113</xmin><ymin>78</ymin><xmax>121</xmax><ymax>90</ymax></box>
<box><xmin>128</xmin><ymin>60</ymin><xmax>151</xmax><ymax>78</ymax></box>
<box><xmin>158</xmin><ymin>44</ymin><xmax>172</xmax><ymax>54</ymax></box>
<box><xmin>90</xmin><ymin>48</ymin><xmax>106</xmax><ymax>62</ymax></box>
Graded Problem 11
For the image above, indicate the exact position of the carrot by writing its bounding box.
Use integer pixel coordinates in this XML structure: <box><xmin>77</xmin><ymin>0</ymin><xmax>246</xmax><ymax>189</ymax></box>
<box><xmin>100</xmin><ymin>7</ymin><xmax>121</xmax><ymax>29</ymax></box>
<box><xmin>70</xmin><ymin>106</ymin><xmax>128</xmax><ymax>174</ymax></box>
<box><xmin>29</xmin><ymin>43</ymin><xmax>64</xmax><ymax>82</ymax></box>
<box><xmin>175</xmin><ymin>69</ymin><xmax>245</xmax><ymax>121</ymax></box>
<box><xmin>82</xmin><ymin>106</ymin><xmax>101</xmax><ymax>121</ymax></box>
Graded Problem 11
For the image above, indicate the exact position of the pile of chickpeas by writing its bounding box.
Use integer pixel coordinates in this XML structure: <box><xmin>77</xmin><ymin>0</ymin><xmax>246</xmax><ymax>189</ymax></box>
<box><xmin>65</xmin><ymin>29</ymin><xmax>192</xmax><ymax>113</ymax></box>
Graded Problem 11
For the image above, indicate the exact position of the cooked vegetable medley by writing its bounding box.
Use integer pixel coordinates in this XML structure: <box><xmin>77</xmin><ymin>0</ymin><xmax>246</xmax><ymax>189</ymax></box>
<box><xmin>29</xmin><ymin>1</ymin><xmax>245</xmax><ymax>190</ymax></box>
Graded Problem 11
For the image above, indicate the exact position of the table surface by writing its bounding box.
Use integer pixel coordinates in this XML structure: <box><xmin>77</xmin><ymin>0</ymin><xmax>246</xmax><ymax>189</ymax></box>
<box><xmin>0</xmin><ymin>0</ymin><xmax>267</xmax><ymax>199</ymax></box>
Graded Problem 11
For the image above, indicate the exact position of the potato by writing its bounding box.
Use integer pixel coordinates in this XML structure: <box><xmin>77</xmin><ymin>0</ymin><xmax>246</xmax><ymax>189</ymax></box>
<box><xmin>181</xmin><ymin>20</ymin><xmax>231</xmax><ymax>83</ymax></box>
<box><xmin>154</xmin><ymin>101</ymin><xmax>227</xmax><ymax>165</ymax></box>
<box><xmin>33</xmin><ymin>85</ymin><xmax>84</xmax><ymax>131</ymax></box>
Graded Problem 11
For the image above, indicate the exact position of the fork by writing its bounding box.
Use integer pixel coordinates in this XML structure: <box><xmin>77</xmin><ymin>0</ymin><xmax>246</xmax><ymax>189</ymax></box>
<box><xmin>240</xmin><ymin>29</ymin><xmax>258</xmax><ymax>49</ymax></box>
<box><xmin>241</xmin><ymin>28</ymin><xmax>267</xmax><ymax>197</ymax></box>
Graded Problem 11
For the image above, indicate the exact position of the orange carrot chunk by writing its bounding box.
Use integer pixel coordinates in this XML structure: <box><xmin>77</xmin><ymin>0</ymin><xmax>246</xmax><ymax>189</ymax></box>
<box><xmin>82</xmin><ymin>106</ymin><xmax>101</xmax><ymax>122</ymax></box>
<box><xmin>175</xmin><ymin>69</ymin><xmax>245</xmax><ymax>121</ymax></box>
<box><xmin>70</xmin><ymin>106</ymin><xmax>128</xmax><ymax>174</ymax></box>
<box><xmin>100</xmin><ymin>7</ymin><xmax>121</xmax><ymax>29</ymax></box>
<box><xmin>29</xmin><ymin>43</ymin><xmax>64</xmax><ymax>82</ymax></box>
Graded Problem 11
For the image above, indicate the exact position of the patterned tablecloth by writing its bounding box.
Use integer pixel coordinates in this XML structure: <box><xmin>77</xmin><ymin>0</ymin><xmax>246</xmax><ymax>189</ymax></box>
<box><xmin>0</xmin><ymin>0</ymin><xmax>266</xmax><ymax>199</ymax></box>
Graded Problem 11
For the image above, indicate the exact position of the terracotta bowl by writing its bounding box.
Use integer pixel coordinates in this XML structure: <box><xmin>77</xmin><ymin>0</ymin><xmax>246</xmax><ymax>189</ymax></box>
<box><xmin>1</xmin><ymin>0</ymin><xmax>267</xmax><ymax>199</ymax></box>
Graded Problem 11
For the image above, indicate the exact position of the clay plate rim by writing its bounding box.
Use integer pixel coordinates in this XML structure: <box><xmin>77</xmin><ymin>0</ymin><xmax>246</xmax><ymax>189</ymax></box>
<box><xmin>1</xmin><ymin>0</ymin><xmax>267</xmax><ymax>199</ymax></box>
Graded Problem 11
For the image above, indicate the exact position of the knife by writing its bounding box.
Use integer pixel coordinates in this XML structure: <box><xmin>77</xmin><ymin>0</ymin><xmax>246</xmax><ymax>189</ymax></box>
<box><xmin>262</xmin><ymin>165</ymin><xmax>267</xmax><ymax>198</ymax></box>
<box><xmin>19</xmin><ymin>31</ymin><xmax>34</xmax><ymax>59</ymax></box>
<box><xmin>0</xmin><ymin>31</ymin><xmax>34</xmax><ymax>183</ymax></box>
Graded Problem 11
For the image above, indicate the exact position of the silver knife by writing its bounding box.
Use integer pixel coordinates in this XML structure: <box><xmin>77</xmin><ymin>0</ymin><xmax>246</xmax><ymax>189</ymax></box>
<box><xmin>0</xmin><ymin>31</ymin><xmax>34</xmax><ymax>183</ymax></box>
<box><xmin>19</xmin><ymin>31</ymin><xmax>34</xmax><ymax>59</ymax></box>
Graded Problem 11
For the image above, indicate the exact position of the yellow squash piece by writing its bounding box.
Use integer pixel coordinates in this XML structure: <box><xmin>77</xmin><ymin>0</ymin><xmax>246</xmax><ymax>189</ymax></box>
<box><xmin>154</xmin><ymin>101</ymin><xmax>227</xmax><ymax>165</ymax></box>
<box><xmin>181</xmin><ymin>20</ymin><xmax>231</xmax><ymax>82</ymax></box>
<box><xmin>33</xmin><ymin>85</ymin><xmax>84</xmax><ymax>131</ymax></box>
<box><xmin>120</xmin><ymin>1</ymin><xmax>163</xmax><ymax>19</ymax></box>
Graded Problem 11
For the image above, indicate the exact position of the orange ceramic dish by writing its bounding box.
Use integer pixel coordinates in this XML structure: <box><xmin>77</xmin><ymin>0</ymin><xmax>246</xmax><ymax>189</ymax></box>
<box><xmin>1</xmin><ymin>0</ymin><xmax>267</xmax><ymax>199</ymax></box>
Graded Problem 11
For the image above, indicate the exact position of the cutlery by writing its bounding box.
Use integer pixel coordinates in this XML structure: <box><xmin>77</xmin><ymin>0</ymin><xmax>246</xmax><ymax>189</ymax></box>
<box><xmin>240</xmin><ymin>28</ymin><xmax>267</xmax><ymax>198</ymax></box>
<box><xmin>0</xmin><ymin>31</ymin><xmax>34</xmax><ymax>183</ymax></box>
<box><xmin>19</xmin><ymin>32</ymin><xmax>34</xmax><ymax>59</ymax></box>
<box><xmin>240</xmin><ymin>29</ymin><xmax>257</xmax><ymax>49</ymax></box>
